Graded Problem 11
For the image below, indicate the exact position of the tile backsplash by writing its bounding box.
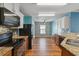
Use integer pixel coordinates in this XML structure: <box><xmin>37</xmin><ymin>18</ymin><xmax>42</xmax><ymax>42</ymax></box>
<box><xmin>0</xmin><ymin>26</ymin><xmax>11</xmax><ymax>34</ymax></box>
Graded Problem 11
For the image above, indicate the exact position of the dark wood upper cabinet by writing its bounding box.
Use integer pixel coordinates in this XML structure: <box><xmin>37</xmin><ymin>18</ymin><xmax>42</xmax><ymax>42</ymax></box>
<box><xmin>0</xmin><ymin>7</ymin><xmax>4</xmax><ymax>25</ymax></box>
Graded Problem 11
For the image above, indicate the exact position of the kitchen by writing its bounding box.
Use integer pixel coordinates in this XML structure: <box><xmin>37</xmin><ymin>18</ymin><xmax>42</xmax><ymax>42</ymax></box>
<box><xmin>0</xmin><ymin>3</ymin><xmax>32</xmax><ymax>56</ymax></box>
<box><xmin>0</xmin><ymin>3</ymin><xmax>79</xmax><ymax>56</ymax></box>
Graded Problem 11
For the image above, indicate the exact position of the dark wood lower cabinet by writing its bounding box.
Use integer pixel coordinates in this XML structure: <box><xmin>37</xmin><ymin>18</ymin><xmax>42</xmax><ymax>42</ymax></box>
<box><xmin>61</xmin><ymin>46</ymin><xmax>74</xmax><ymax>56</ymax></box>
<box><xmin>53</xmin><ymin>34</ymin><xmax>75</xmax><ymax>56</ymax></box>
<box><xmin>17</xmin><ymin>41</ymin><xmax>26</xmax><ymax>56</ymax></box>
<box><xmin>54</xmin><ymin>34</ymin><xmax>65</xmax><ymax>46</ymax></box>
<box><xmin>12</xmin><ymin>39</ymin><xmax>26</xmax><ymax>56</ymax></box>
<box><xmin>0</xmin><ymin>7</ymin><xmax>4</xmax><ymax>25</ymax></box>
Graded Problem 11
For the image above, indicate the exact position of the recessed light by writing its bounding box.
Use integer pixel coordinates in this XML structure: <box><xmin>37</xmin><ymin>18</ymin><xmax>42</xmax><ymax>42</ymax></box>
<box><xmin>38</xmin><ymin>14</ymin><xmax>55</xmax><ymax>16</ymax></box>
<box><xmin>37</xmin><ymin>3</ymin><xmax>67</xmax><ymax>6</ymax></box>
<box><xmin>38</xmin><ymin>12</ymin><xmax>55</xmax><ymax>16</ymax></box>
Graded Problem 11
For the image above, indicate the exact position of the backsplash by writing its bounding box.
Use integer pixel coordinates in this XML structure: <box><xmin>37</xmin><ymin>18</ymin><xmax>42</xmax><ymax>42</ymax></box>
<box><xmin>0</xmin><ymin>26</ymin><xmax>11</xmax><ymax>34</ymax></box>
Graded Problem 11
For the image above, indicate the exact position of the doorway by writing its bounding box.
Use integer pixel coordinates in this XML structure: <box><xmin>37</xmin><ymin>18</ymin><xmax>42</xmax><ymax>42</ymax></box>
<box><xmin>35</xmin><ymin>22</ymin><xmax>52</xmax><ymax>37</ymax></box>
<box><xmin>40</xmin><ymin>24</ymin><xmax>46</xmax><ymax>37</ymax></box>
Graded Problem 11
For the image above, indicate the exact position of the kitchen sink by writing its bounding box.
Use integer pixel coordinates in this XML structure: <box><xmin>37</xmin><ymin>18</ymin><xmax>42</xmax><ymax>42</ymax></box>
<box><xmin>66</xmin><ymin>39</ymin><xmax>79</xmax><ymax>47</ymax></box>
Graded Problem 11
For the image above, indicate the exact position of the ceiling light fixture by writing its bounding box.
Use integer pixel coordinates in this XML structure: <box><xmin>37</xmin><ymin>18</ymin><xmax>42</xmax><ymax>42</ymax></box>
<box><xmin>37</xmin><ymin>3</ymin><xmax>67</xmax><ymax>5</ymax></box>
<box><xmin>38</xmin><ymin>12</ymin><xmax>55</xmax><ymax>16</ymax></box>
<box><xmin>38</xmin><ymin>14</ymin><xmax>55</xmax><ymax>16</ymax></box>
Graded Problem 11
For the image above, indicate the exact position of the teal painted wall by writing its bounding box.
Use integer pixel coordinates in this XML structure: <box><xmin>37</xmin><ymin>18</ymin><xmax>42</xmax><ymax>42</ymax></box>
<box><xmin>56</xmin><ymin>12</ymin><xmax>79</xmax><ymax>33</ymax></box>
<box><xmin>49</xmin><ymin>22</ymin><xmax>52</xmax><ymax>35</ymax></box>
<box><xmin>23</xmin><ymin>16</ymin><xmax>32</xmax><ymax>24</ymax></box>
<box><xmin>52</xmin><ymin>20</ymin><xmax>57</xmax><ymax>34</ymax></box>
<box><xmin>52</xmin><ymin>12</ymin><xmax>79</xmax><ymax>34</ymax></box>
<box><xmin>52</xmin><ymin>17</ymin><xmax>58</xmax><ymax>35</ymax></box>
<box><xmin>51</xmin><ymin>13</ymin><xmax>70</xmax><ymax>35</ymax></box>
<box><xmin>62</xmin><ymin>12</ymin><xmax>79</xmax><ymax>33</ymax></box>
<box><xmin>70</xmin><ymin>12</ymin><xmax>79</xmax><ymax>33</ymax></box>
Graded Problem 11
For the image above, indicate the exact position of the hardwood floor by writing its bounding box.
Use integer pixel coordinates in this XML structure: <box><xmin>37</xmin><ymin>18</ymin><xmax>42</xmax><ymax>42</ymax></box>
<box><xmin>25</xmin><ymin>37</ymin><xmax>62</xmax><ymax>56</ymax></box>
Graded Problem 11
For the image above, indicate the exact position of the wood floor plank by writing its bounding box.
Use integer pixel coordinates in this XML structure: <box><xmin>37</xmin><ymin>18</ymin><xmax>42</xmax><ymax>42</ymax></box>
<box><xmin>25</xmin><ymin>37</ymin><xmax>62</xmax><ymax>56</ymax></box>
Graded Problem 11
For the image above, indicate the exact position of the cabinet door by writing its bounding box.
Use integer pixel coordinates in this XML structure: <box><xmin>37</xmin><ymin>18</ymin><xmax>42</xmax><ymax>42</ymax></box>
<box><xmin>26</xmin><ymin>37</ymin><xmax>28</xmax><ymax>50</ymax></box>
<box><xmin>0</xmin><ymin>7</ymin><xmax>4</xmax><ymax>25</ymax></box>
<box><xmin>16</xmin><ymin>41</ymin><xmax>26</xmax><ymax>56</ymax></box>
<box><xmin>17</xmin><ymin>45</ymin><xmax>24</xmax><ymax>56</ymax></box>
<box><xmin>4</xmin><ymin>50</ymin><xmax>12</xmax><ymax>56</ymax></box>
<box><xmin>61</xmin><ymin>47</ymin><xmax>74</xmax><ymax>56</ymax></box>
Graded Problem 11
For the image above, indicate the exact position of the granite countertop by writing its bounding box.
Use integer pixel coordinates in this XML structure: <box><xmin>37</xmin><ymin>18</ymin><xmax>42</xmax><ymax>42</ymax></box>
<box><xmin>0</xmin><ymin>34</ymin><xmax>28</xmax><ymax>56</ymax></box>
<box><xmin>61</xmin><ymin>35</ymin><xmax>79</xmax><ymax>56</ymax></box>
<box><xmin>12</xmin><ymin>34</ymin><xmax>28</xmax><ymax>40</ymax></box>
<box><xmin>0</xmin><ymin>47</ymin><xmax>13</xmax><ymax>56</ymax></box>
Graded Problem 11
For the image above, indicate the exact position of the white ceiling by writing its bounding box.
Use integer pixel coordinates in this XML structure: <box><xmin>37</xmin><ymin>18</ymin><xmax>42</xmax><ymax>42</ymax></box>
<box><xmin>20</xmin><ymin>3</ymin><xmax>79</xmax><ymax>16</ymax></box>
<box><xmin>19</xmin><ymin>3</ymin><xmax>79</xmax><ymax>22</ymax></box>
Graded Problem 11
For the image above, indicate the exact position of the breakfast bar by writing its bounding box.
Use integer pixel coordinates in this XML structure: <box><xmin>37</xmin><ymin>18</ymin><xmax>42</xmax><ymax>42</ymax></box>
<box><xmin>60</xmin><ymin>33</ymin><xmax>79</xmax><ymax>56</ymax></box>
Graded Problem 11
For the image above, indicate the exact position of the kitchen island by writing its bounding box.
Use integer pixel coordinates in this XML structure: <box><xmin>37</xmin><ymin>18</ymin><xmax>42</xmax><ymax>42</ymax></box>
<box><xmin>61</xmin><ymin>33</ymin><xmax>79</xmax><ymax>56</ymax></box>
<box><xmin>12</xmin><ymin>35</ymin><xmax>28</xmax><ymax>56</ymax></box>
<box><xmin>12</xmin><ymin>35</ymin><xmax>28</xmax><ymax>50</ymax></box>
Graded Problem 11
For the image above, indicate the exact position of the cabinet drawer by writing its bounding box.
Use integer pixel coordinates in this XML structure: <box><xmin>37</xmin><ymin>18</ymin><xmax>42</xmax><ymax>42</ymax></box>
<box><xmin>61</xmin><ymin>46</ymin><xmax>74</xmax><ymax>56</ymax></box>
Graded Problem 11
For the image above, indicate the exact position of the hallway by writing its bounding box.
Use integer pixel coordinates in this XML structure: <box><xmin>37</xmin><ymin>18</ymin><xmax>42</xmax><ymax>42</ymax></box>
<box><xmin>25</xmin><ymin>37</ymin><xmax>61</xmax><ymax>56</ymax></box>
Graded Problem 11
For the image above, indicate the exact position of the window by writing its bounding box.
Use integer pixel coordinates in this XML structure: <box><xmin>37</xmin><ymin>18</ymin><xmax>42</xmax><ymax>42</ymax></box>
<box><xmin>40</xmin><ymin>25</ymin><xmax>46</xmax><ymax>34</ymax></box>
